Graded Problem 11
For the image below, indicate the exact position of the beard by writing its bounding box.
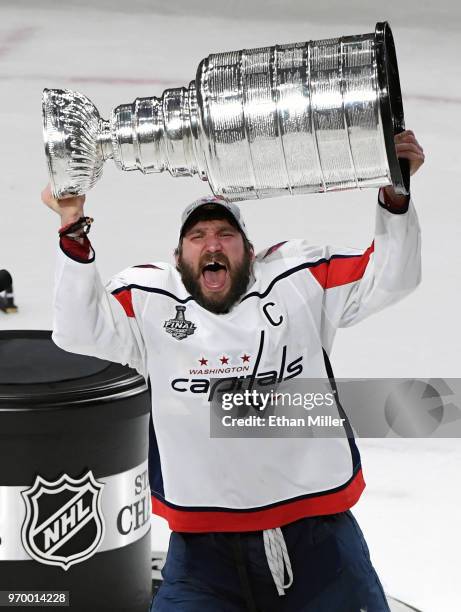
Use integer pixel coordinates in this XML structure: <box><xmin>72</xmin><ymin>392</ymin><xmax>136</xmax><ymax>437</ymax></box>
<box><xmin>177</xmin><ymin>248</ymin><xmax>253</xmax><ymax>314</ymax></box>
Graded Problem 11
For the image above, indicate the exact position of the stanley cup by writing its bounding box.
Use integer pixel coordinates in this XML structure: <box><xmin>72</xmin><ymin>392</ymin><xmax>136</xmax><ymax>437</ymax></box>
<box><xmin>43</xmin><ymin>22</ymin><xmax>409</xmax><ymax>201</ymax></box>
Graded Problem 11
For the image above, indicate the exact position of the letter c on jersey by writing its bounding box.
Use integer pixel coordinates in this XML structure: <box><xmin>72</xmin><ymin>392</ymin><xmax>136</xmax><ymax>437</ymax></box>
<box><xmin>171</xmin><ymin>379</ymin><xmax>188</xmax><ymax>392</ymax></box>
<box><xmin>262</xmin><ymin>302</ymin><xmax>283</xmax><ymax>327</ymax></box>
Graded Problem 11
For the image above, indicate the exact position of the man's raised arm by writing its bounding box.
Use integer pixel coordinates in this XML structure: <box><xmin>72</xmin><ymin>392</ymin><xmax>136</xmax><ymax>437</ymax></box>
<box><xmin>308</xmin><ymin>130</ymin><xmax>425</xmax><ymax>352</ymax></box>
<box><xmin>42</xmin><ymin>185</ymin><xmax>146</xmax><ymax>375</ymax></box>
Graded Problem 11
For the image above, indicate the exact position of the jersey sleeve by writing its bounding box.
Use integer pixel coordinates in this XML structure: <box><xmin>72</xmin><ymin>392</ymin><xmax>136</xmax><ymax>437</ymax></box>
<box><xmin>305</xmin><ymin>193</ymin><xmax>421</xmax><ymax>352</ymax></box>
<box><xmin>52</xmin><ymin>244</ymin><xmax>147</xmax><ymax>377</ymax></box>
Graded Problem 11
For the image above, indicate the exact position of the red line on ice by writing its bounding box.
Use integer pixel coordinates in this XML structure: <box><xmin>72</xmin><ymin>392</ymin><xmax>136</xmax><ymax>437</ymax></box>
<box><xmin>0</xmin><ymin>27</ymin><xmax>37</xmax><ymax>59</ymax></box>
<box><xmin>0</xmin><ymin>73</ymin><xmax>180</xmax><ymax>87</ymax></box>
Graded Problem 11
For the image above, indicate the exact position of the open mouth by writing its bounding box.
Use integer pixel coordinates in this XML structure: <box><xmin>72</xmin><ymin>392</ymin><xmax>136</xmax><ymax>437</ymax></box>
<box><xmin>201</xmin><ymin>261</ymin><xmax>228</xmax><ymax>292</ymax></box>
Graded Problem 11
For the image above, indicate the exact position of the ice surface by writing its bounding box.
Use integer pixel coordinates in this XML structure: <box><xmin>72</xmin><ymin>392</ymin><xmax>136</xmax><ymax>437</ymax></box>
<box><xmin>1</xmin><ymin>2</ymin><xmax>460</xmax><ymax>610</ymax></box>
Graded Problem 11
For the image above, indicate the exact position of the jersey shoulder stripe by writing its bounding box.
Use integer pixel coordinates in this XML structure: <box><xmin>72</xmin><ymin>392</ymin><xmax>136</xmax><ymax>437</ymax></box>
<box><xmin>308</xmin><ymin>243</ymin><xmax>374</xmax><ymax>289</ymax></box>
<box><xmin>132</xmin><ymin>264</ymin><xmax>163</xmax><ymax>269</ymax></box>
<box><xmin>112</xmin><ymin>284</ymin><xmax>193</xmax><ymax>304</ymax></box>
<box><xmin>112</xmin><ymin>288</ymin><xmax>135</xmax><ymax>317</ymax></box>
<box><xmin>262</xmin><ymin>241</ymin><xmax>288</xmax><ymax>258</ymax></box>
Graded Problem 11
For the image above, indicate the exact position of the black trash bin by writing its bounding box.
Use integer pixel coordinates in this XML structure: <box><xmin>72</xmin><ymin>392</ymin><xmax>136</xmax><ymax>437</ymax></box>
<box><xmin>0</xmin><ymin>331</ymin><xmax>152</xmax><ymax>611</ymax></box>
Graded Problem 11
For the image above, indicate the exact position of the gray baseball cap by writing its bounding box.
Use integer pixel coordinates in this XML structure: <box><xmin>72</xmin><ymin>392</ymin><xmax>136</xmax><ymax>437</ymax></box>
<box><xmin>179</xmin><ymin>196</ymin><xmax>248</xmax><ymax>240</ymax></box>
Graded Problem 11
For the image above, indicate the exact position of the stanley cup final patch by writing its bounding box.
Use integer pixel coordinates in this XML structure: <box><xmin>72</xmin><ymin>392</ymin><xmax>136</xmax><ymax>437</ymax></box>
<box><xmin>21</xmin><ymin>471</ymin><xmax>105</xmax><ymax>571</ymax></box>
<box><xmin>164</xmin><ymin>305</ymin><xmax>197</xmax><ymax>340</ymax></box>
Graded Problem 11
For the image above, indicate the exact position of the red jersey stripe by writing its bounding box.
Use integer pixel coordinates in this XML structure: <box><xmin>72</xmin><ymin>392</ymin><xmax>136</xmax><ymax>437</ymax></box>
<box><xmin>263</xmin><ymin>241</ymin><xmax>288</xmax><ymax>258</ymax></box>
<box><xmin>60</xmin><ymin>235</ymin><xmax>92</xmax><ymax>261</ymax></box>
<box><xmin>151</xmin><ymin>468</ymin><xmax>365</xmax><ymax>532</ymax></box>
<box><xmin>113</xmin><ymin>288</ymin><xmax>135</xmax><ymax>318</ymax></box>
<box><xmin>309</xmin><ymin>243</ymin><xmax>374</xmax><ymax>289</ymax></box>
<box><xmin>133</xmin><ymin>264</ymin><xmax>163</xmax><ymax>269</ymax></box>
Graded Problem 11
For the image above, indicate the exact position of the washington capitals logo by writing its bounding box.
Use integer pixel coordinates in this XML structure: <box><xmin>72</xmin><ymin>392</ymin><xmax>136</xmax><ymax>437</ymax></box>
<box><xmin>164</xmin><ymin>305</ymin><xmax>197</xmax><ymax>341</ymax></box>
<box><xmin>21</xmin><ymin>471</ymin><xmax>105</xmax><ymax>571</ymax></box>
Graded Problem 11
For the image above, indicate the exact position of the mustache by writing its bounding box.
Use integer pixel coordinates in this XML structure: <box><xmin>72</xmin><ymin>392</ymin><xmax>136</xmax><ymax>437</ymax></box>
<box><xmin>199</xmin><ymin>254</ymin><xmax>230</xmax><ymax>270</ymax></box>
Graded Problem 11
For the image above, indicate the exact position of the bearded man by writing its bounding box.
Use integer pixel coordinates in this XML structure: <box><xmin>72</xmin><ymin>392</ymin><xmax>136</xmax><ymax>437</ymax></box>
<box><xmin>42</xmin><ymin>129</ymin><xmax>424</xmax><ymax>612</ymax></box>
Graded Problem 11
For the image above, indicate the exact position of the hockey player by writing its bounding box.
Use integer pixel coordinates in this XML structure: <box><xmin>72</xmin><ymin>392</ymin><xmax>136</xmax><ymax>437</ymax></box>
<box><xmin>0</xmin><ymin>269</ymin><xmax>18</xmax><ymax>313</ymax></box>
<box><xmin>42</xmin><ymin>129</ymin><xmax>424</xmax><ymax>611</ymax></box>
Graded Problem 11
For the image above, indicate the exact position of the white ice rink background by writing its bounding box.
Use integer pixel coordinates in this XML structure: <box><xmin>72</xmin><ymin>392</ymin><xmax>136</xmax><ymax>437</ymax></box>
<box><xmin>1</xmin><ymin>1</ymin><xmax>460</xmax><ymax>610</ymax></box>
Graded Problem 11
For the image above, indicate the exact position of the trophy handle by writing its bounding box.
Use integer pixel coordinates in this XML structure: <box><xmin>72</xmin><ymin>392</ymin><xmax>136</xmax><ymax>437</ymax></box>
<box><xmin>375</xmin><ymin>21</ymin><xmax>410</xmax><ymax>196</ymax></box>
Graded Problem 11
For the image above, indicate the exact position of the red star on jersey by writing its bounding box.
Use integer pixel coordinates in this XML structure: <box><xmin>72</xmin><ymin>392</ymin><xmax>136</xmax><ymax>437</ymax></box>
<box><xmin>241</xmin><ymin>354</ymin><xmax>250</xmax><ymax>363</ymax></box>
<box><xmin>199</xmin><ymin>357</ymin><xmax>208</xmax><ymax>366</ymax></box>
<box><xmin>220</xmin><ymin>356</ymin><xmax>229</xmax><ymax>365</ymax></box>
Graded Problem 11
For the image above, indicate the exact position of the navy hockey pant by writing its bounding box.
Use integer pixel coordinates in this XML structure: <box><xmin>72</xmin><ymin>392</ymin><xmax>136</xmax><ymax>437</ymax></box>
<box><xmin>150</xmin><ymin>510</ymin><xmax>391</xmax><ymax>611</ymax></box>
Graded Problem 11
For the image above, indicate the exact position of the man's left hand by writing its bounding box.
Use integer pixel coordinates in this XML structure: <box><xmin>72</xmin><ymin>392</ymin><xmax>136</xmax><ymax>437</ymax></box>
<box><xmin>382</xmin><ymin>129</ymin><xmax>425</xmax><ymax>209</ymax></box>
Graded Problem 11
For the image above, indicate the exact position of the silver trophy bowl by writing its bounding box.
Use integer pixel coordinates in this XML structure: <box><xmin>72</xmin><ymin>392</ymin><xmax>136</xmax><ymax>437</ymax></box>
<box><xmin>43</xmin><ymin>21</ymin><xmax>409</xmax><ymax>201</ymax></box>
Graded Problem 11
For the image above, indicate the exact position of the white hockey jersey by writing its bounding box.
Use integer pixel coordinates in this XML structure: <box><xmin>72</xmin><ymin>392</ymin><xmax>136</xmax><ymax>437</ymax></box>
<box><xmin>53</xmin><ymin>199</ymin><xmax>421</xmax><ymax>532</ymax></box>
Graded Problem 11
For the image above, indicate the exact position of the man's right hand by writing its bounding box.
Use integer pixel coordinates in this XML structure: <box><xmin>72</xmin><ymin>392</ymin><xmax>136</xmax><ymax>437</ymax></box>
<box><xmin>41</xmin><ymin>184</ymin><xmax>86</xmax><ymax>227</ymax></box>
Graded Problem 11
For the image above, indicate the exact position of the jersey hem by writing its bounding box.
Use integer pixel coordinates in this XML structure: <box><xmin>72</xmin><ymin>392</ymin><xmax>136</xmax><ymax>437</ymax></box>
<box><xmin>151</xmin><ymin>468</ymin><xmax>365</xmax><ymax>532</ymax></box>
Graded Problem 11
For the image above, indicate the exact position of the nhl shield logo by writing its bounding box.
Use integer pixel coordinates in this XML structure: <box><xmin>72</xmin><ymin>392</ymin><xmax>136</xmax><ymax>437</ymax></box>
<box><xmin>21</xmin><ymin>470</ymin><xmax>105</xmax><ymax>571</ymax></box>
<box><xmin>164</xmin><ymin>305</ymin><xmax>196</xmax><ymax>340</ymax></box>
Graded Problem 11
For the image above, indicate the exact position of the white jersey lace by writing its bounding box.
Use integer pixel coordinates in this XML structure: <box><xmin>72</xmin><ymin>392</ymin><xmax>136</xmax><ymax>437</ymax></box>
<box><xmin>263</xmin><ymin>527</ymin><xmax>294</xmax><ymax>596</ymax></box>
